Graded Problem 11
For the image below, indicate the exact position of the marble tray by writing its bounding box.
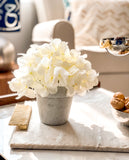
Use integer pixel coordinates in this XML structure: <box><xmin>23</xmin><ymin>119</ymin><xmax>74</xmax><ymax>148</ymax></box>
<box><xmin>10</xmin><ymin>88</ymin><xmax>129</xmax><ymax>152</ymax></box>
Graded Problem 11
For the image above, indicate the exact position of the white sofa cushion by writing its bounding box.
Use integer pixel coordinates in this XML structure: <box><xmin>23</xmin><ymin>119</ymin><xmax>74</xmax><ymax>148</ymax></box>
<box><xmin>80</xmin><ymin>46</ymin><xmax>129</xmax><ymax>73</ymax></box>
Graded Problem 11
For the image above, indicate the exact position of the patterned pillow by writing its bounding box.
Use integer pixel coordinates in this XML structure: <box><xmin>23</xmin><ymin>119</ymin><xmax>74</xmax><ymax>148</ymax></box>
<box><xmin>71</xmin><ymin>0</ymin><xmax>129</xmax><ymax>46</ymax></box>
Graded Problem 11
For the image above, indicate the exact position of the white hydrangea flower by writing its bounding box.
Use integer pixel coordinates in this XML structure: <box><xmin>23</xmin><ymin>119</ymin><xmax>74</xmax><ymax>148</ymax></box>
<box><xmin>8</xmin><ymin>39</ymin><xmax>98</xmax><ymax>98</ymax></box>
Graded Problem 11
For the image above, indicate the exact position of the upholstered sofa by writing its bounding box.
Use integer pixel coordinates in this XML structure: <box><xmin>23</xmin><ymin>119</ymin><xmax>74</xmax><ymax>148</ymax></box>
<box><xmin>32</xmin><ymin>0</ymin><xmax>129</xmax><ymax>96</ymax></box>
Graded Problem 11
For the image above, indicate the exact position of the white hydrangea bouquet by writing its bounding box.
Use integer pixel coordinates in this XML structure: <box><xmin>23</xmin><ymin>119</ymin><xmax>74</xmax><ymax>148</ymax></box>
<box><xmin>9</xmin><ymin>39</ymin><xmax>98</xmax><ymax>99</ymax></box>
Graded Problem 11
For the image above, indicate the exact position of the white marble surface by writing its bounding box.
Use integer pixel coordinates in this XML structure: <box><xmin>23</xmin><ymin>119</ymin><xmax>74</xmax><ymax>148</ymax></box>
<box><xmin>1</xmin><ymin>88</ymin><xmax>129</xmax><ymax>160</ymax></box>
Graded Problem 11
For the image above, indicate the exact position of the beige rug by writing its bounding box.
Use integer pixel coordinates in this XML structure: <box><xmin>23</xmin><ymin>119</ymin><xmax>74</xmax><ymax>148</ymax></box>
<box><xmin>10</xmin><ymin>88</ymin><xmax>129</xmax><ymax>152</ymax></box>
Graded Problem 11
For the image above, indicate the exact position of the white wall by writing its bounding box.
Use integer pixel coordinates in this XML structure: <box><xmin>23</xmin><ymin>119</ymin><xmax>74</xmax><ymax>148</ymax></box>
<box><xmin>0</xmin><ymin>0</ymin><xmax>38</xmax><ymax>54</ymax></box>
